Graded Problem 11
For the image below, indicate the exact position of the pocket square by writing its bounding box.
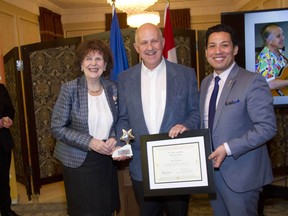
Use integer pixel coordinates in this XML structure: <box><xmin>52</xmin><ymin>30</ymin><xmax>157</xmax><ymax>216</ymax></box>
<box><xmin>225</xmin><ymin>99</ymin><xmax>240</xmax><ymax>105</ymax></box>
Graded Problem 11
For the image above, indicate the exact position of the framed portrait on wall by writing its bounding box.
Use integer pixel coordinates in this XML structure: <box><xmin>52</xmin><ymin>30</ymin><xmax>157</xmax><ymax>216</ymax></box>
<box><xmin>222</xmin><ymin>8</ymin><xmax>288</xmax><ymax>106</ymax></box>
<box><xmin>245</xmin><ymin>10</ymin><xmax>288</xmax><ymax>105</ymax></box>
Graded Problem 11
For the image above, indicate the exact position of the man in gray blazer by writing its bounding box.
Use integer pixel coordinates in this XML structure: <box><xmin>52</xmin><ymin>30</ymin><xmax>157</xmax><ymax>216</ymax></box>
<box><xmin>200</xmin><ymin>24</ymin><xmax>277</xmax><ymax>216</ymax></box>
<box><xmin>116</xmin><ymin>23</ymin><xmax>200</xmax><ymax>216</ymax></box>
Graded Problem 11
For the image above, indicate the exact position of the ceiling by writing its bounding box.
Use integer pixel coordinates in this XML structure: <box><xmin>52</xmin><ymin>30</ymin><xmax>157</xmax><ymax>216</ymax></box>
<box><xmin>6</xmin><ymin>0</ymin><xmax>239</xmax><ymax>17</ymax></box>
<box><xmin>43</xmin><ymin>0</ymin><xmax>194</xmax><ymax>10</ymax></box>
<box><xmin>46</xmin><ymin>0</ymin><xmax>109</xmax><ymax>9</ymax></box>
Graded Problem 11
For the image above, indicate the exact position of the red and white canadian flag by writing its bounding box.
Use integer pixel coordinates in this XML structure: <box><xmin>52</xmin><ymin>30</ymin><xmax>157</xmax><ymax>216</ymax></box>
<box><xmin>163</xmin><ymin>1</ymin><xmax>177</xmax><ymax>63</ymax></box>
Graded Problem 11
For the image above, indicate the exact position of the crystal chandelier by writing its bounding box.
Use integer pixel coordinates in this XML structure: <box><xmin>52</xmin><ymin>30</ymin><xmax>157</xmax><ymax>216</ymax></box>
<box><xmin>107</xmin><ymin>0</ymin><xmax>158</xmax><ymax>14</ymax></box>
<box><xmin>127</xmin><ymin>11</ymin><xmax>160</xmax><ymax>28</ymax></box>
<box><xmin>107</xmin><ymin>0</ymin><xmax>160</xmax><ymax>27</ymax></box>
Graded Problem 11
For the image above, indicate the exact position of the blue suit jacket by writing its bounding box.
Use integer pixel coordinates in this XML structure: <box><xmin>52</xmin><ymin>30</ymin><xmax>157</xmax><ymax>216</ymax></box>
<box><xmin>51</xmin><ymin>75</ymin><xmax>118</xmax><ymax>168</ymax></box>
<box><xmin>200</xmin><ymin>63</ymin><xmax>277</xmax><ymax>192</ymax></box>
<box><xmin>117</xmin><ymin>59</ymin><xmax>200</xmax><ymax>181</ymax></box>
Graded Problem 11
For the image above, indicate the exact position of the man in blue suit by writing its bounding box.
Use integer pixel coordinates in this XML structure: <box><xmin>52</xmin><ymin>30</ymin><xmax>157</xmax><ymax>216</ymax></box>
<box><xmin>200</xmin><ymin>24</ymin><xmax>277</xmax><ymax>216</ymax></box>
<box><xmin>116</xmin><ymin>23</ymin><xmax>200</xmax><ymax>216</ymax></box>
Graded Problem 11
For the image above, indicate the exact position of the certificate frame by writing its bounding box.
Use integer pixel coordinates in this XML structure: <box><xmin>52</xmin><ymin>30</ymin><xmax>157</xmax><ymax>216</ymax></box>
<box><xmin>140</xmin><ymin>129</ymin><xmax>215</xmax><ymax>197</ymax></box>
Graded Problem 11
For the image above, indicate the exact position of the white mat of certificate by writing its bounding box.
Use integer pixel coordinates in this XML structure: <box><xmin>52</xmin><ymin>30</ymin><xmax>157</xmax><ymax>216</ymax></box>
<box><xmin>146</xmin><ymin>136</ymin><xmax>208</xmax><ymax>190</ymax></box>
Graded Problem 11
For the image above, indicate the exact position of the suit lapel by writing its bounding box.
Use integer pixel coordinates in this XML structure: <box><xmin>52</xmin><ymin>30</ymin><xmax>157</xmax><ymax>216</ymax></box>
<box><xmin>160</xmin><ymin>60</ymin><xmax>177</xmax><ymax>132</ymax></box>
<box><xmin>130</xmin><ymin>64</ymin><xmax>150</xmax><ymax>134</ymax></box>
<box><xmin>78</xmin><ymin>76</ymin><xmax>89</xmax><ymax>128</ymax></box>
<box><xmin>200</xmin><ymin>74</ymin><xmax>213</xmax><ymax>128</ymax></box>
<box><xmin>101</xmin><ymin>78</ymin><xmax>117</xmax><ymax>125</ymax></box>
<box><xmin>213</xmin><ymin>64</ymin><xmax>239</xmax><ymax>130</ymax></box>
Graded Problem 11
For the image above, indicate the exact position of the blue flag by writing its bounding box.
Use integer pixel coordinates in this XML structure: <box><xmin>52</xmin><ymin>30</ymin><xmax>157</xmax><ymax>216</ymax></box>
<box><xmin>110</xmin><ymin>8</ymin><xmax>129</xmax><ymax>81</ymax></box>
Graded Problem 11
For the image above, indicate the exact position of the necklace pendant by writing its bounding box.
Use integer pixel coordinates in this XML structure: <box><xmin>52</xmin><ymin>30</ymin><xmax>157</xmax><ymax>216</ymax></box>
<box><xmin>88</xmin><ymin>86</ymin><xmax>102</xmax><ymax>94</ymax></box>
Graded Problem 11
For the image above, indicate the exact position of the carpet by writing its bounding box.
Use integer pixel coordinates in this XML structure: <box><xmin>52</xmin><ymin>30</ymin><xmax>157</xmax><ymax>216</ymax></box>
<box><xmin>11</xmin><ymin>202</ymin><xmax>67</xmax><ymax>216</ymax></box>
<box><xmin>10</xmin><ymin>197</ymin><xmax>288</xmax><ymax>216</ymax></box>
<box><xmin>188</xmin><ymin>195</ymin><xmax>288</xmax><ymax>216</ymax></box>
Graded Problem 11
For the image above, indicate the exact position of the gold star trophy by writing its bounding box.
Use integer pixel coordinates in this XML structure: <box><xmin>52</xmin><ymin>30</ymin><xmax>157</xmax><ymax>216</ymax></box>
<box><xmin>112</xmin><ymin>129</ymin><xmax>134</xmax><ymax>158</ymax></box>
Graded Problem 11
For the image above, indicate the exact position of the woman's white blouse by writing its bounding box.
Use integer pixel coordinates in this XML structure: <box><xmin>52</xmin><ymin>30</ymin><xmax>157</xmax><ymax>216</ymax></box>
<box><xmin>88</xmin><ymin>91</ymin><xmax>113</xmax><ymax>140</ymax></box>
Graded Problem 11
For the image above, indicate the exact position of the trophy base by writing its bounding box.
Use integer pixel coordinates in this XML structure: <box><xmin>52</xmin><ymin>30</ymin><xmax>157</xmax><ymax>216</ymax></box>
<box><xmin>112</xmin><ymin>144</ymin><xmax>133</xmax><ymax>158</ymax></box>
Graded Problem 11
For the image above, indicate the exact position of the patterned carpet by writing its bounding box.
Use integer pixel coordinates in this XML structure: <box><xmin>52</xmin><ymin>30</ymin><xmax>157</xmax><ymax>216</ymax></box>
<box><xmin>10</xmin><ymin>196</ymin><xmax>288</xmax><ymax>216</ymax></box>
<box><xmin>11</xmin><ymin>202</ymin><xmax>67</xmax><ymax>216</ymax></box>
<box><xmin>188</xmin><ymin>195</ymin><xmax>288</xmax><ymax>216</ymax></box>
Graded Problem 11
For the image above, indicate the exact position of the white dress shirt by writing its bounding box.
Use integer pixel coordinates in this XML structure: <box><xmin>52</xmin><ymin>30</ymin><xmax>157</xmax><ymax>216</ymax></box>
<box><xmin>141</xmin><ymin>58</ymin><xmax>166</xmax><ymax>134</ymax></box>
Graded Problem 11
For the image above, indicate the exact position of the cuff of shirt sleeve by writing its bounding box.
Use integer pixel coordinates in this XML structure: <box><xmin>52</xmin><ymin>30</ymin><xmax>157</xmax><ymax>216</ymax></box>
<box><xmin>224</xmin><ymin>142</ymin><xmax>232</xmax><ymax>156</ymax></box>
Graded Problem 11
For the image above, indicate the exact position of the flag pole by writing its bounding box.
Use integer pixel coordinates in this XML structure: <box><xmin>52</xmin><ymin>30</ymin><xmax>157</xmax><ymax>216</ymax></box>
<box><xmin>109</xmin><ymin>0</ymin><xmax>129</xmax><ymax>81</ymax></box>
<box><xmin>165</xmin><ymin>0</ymin><xmax>170</xmax><ymax>21</ymax></box>
<box><xmin>112</xmin><ymin>0</ymin><xmax>115</xmax><ymax>16</ymax></box>
<box><xmin>163</xmin><ymin>0</ymin><xmax>177</xmax><ymax>63</ymax></box>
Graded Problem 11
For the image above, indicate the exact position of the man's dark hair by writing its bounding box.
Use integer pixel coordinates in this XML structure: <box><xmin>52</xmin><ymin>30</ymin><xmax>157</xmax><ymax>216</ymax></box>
<box><xmin>205</xmin><ymin>24</ymin><xmax>238</xmax><ymax>47</ymax></box>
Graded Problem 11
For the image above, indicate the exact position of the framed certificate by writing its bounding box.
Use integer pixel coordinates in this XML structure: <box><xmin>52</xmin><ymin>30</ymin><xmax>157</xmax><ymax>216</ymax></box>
<box><xmin>140</xmin><ymin>129</ymin><xmax>215</xmax><ymax>197</ymax></box>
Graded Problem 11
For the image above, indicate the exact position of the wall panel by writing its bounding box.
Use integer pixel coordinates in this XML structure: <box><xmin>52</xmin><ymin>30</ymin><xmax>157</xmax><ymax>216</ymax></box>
<box><xmin>191</xmin><ymin>14</ymin><xmax>220</xmax><ymax>30</ymax></box>
<box><xmin>0</xmin><ymin>0</ymin><xmax>39</xmax><ymax>55</ymax></box>
<box><xmin>19</xmin><ymin>18</ymin><xmax>40</xmax><ymax>46</ymax></box>
<box><xmin>262</xmin><ymin>0</ymin><xmax>281</xmax><ymax>8</ymax></box>
<box><xmin>0</xmin><ymin>12</ymin><xmax>17</xmax><ymax>54</ymax></box>
<box><xmin>63</xmin><ymin>21</ymin><xmax>105</xmax><ymax>38</ymax></box>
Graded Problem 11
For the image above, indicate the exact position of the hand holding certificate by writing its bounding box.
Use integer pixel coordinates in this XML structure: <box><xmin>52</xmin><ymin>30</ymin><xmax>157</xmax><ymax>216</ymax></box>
<box><xmin>140</xmin><ymin>129</ymin><xmax>215</xmax><ymax>197</ymax></box>
<box><xmin>112</xmin><ymin>129</ymin><xmax>134</xmax><ymax>158</ymax></box>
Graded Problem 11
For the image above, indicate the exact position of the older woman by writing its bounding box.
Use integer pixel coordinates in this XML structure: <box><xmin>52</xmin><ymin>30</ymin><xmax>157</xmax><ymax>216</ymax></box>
<box><xmin>51</xmin><ymin>39</ymin><xmax>119</xmax><ymax>216</ymax></box>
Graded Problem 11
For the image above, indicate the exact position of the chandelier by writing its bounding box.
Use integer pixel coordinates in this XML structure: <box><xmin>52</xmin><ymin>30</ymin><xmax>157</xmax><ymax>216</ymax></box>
<box><xmin>107</xmin><ymin>0</ymin><xmax>160</xmax><ymax>27</ymax></box>
<box><xmin>127</xmin><ymin>11</ymin><xmax>160</xmax><ymax>28</ymax></box>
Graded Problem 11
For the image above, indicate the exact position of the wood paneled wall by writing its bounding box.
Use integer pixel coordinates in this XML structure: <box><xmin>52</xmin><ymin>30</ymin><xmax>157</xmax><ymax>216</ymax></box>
<box><xmin>0</xmin><ymin>1</ymin><xmax>40</xmax><ymax>55</ymax></box>
<box><xmin>1</xmin><ymin>0</ymin><xmax>286</xmax><ymax>55</ymax></box>
<box><xmin>62</xmin><ymin>0</ymin><xmax>288</xmax><ymax>39</ymax></box>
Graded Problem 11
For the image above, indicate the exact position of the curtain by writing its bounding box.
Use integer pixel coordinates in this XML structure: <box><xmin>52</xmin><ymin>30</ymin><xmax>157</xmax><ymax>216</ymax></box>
<box><xmin>105</xmin><ymin>12</ymin><xmax>128</xmax><ymax>31</ymax></box>
<box><xmin>53</xmin><ymin>13</ymin><xmax>64</xmax><ymax>38</ymax></box>
<box><xmin>170</xmin><ymin>9</ymin><xmax>190</xmax><ymax>29</ymax></box>
<box><xmin>39</xmin><ymin>7</ymin><xmax>64</xmax><ymax>42</ymax></box>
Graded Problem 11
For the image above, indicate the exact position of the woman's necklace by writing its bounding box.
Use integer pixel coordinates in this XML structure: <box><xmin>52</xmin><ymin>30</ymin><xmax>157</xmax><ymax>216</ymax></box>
<box><xmin>88</xmin><ymin>85</ymin><xmax>102</xmax><ymax>94</ymax></box>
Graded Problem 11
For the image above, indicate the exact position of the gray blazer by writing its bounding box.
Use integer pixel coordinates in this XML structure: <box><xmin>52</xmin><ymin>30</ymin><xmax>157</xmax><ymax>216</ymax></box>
<box><xmin>116</xmin><ymin>59</ymin><xmax>200</xmax><ymax>181</ymax></box>
<box><xmin>51</xmin><ymin>75</ymin><xmax>118</xmax><ymax>168</ymax></box>
<box><xmin>200</xmin><ymin>63</ymin><xmax>277</xmax><ymax>192</ymax></box>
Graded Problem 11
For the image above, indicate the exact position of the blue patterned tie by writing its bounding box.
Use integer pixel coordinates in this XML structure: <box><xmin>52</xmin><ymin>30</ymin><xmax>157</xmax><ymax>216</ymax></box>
<box><xmin>208</xmin><ymin>76</ymin><xmax>221</xmax><ymax>130</ymax></box>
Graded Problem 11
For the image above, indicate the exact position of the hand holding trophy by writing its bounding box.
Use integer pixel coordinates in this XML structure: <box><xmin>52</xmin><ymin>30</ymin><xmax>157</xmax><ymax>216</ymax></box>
<box><xmin>112</xmin><ymin>129</ymin><xmax>134</xmax><ymax>158</ymax></box>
